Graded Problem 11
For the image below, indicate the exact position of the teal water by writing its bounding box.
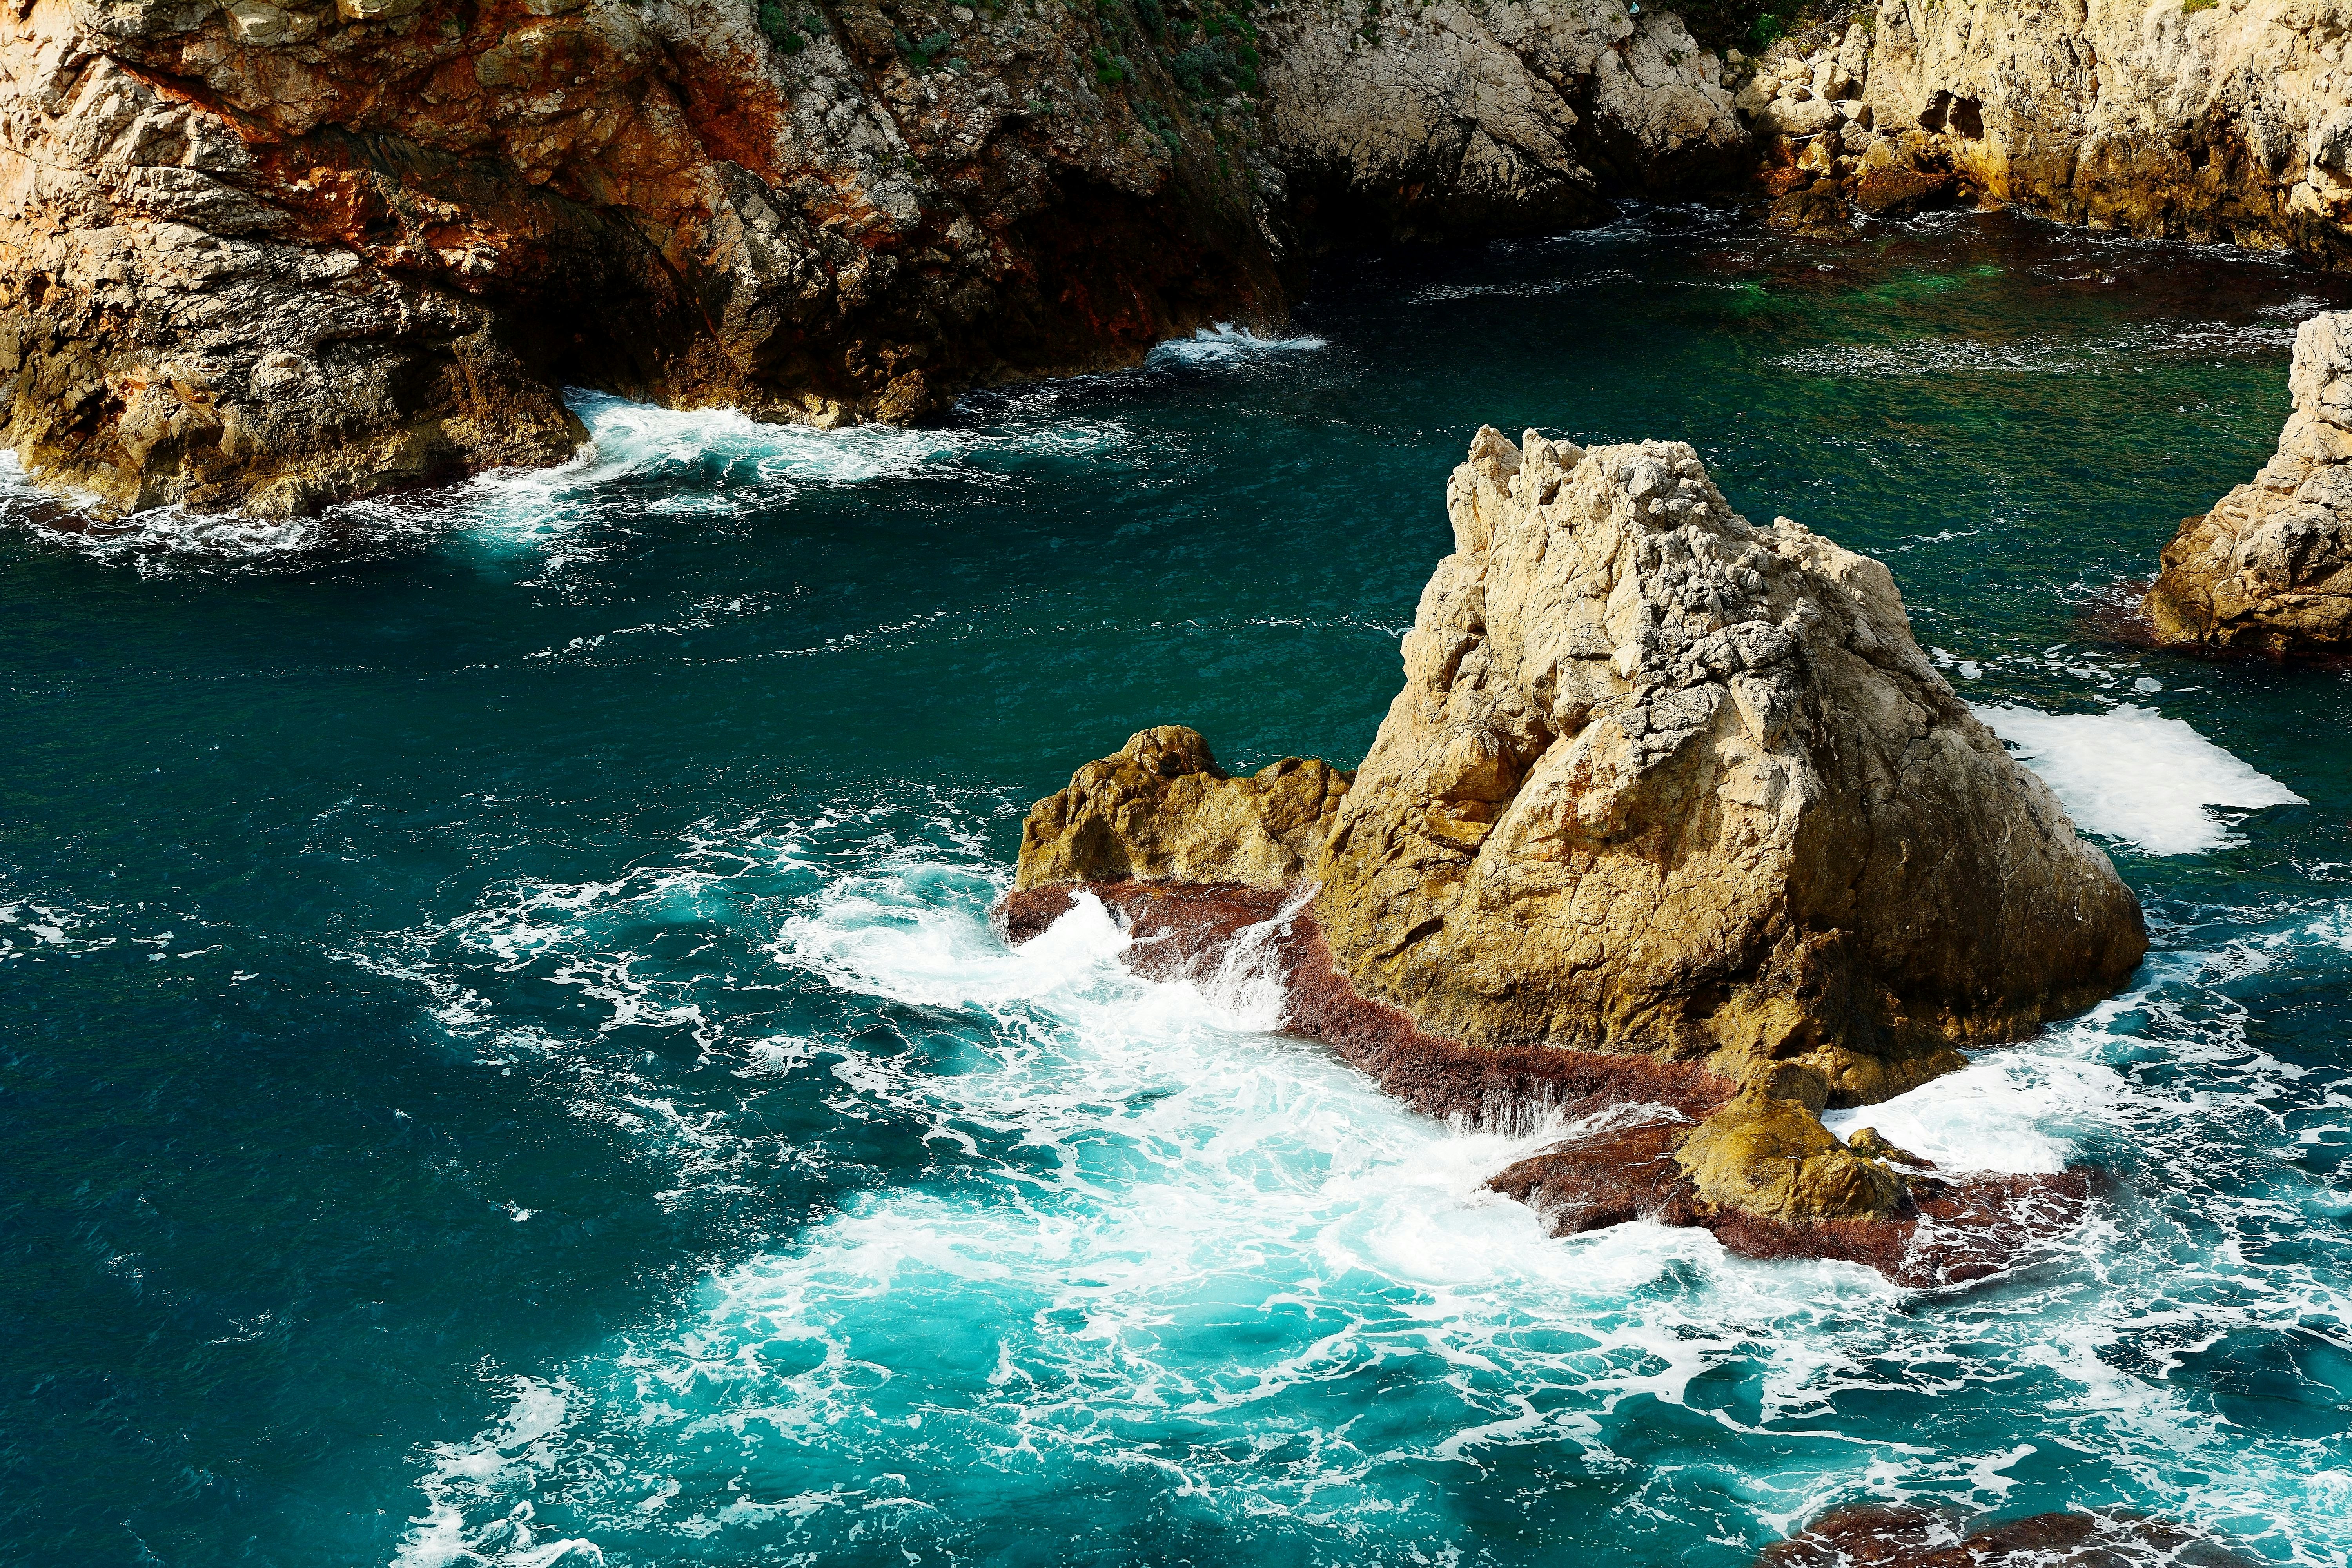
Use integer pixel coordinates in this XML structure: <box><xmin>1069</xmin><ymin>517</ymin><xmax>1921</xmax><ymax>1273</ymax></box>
<box><xmin>5</xmin><ymin>208</ymin><xmax>2351</xmax><ymax>1568</ymax></box>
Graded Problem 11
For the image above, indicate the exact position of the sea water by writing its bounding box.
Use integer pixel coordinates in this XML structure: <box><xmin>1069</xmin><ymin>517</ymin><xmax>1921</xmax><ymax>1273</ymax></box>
<box><xmin>3</xmin><ymin>208</ymin><xmax>2349</xmax><ymax>1567</ymax></box>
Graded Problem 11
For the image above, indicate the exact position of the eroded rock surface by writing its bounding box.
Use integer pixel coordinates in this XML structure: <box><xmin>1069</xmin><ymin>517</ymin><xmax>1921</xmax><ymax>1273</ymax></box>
<box><xmin>0</xmin><ymin>0</ymin><xmax>1295</xmax><ymax>515</ymax></box>
<box><xmin>1731</xmin><ymin>0</ymin><xmax>2352</xmax><ymax>260</ymax></box>
<box><xmin>1259</xmin><ymin>0</ymin><xmax>1747</xmax><ymax>240</ymax></box>
<box><xmin>1002</xmin><ymin>430</ymin><xmax>2145</xmax><ymax>1266</ymax></box>
<box><xmin>1316</xmin><ymin>428</ymin><xmax>2147</xmax><ymax>1109</ymax></box>
<box><xmin>1014</xmin><ymin>724</ymin><xmax>1351</xmax><ymax>889</ymax></box>
<box><xmin>2146</xmin><ymin>310</ymin><xmax>2352</xmax><ymax>655</ymax></box>
<box><xmin>0</xmin><ymin>0</ymin><xmax>1771</xmax><ymax>517</ymax></box>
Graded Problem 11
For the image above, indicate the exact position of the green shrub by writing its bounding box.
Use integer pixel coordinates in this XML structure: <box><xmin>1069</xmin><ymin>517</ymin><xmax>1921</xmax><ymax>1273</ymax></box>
<box><xmin>757</xmin><ymin>0</ymin><xmax>812</xmax><ymax>49</ymax></box>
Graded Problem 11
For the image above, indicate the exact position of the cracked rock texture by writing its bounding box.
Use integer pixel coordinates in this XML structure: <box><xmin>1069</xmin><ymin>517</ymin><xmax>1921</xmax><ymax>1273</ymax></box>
<box><xmin>1313</xmin><ymin>427</ymin><xmax>2147</xmax><ymax>1109</ymax></box>
<box><xmin>0</xmin><ymin>0</ymin><xmax>1763</xmax><ymax>517</ymax></box>
<box><xmin>1012</xmin><ymin>428</ymin><xmax>2149</xmax><ymax>1116</ymax></box>
<box><xmin>2146</xmin><ymin>309</ymin><xmax>2352</xmax><ymax>653</ymax></box>
<box><xmin>1735</xmin><ymin>0</ymin><xmax>2352</xmax><ymax>258</ymax></box>
<box><xmin>1259</xmin><ymin>0</ymin><xmax>1747</xmax><ymax>239</ymax></box>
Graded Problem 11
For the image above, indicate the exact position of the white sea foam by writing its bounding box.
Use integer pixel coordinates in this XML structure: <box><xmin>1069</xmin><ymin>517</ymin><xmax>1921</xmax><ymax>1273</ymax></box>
<box><xmin>1772</xmin><ymin>318</ymin><xmax>2296</xmax><ymax>378</ymax></box>
<box><xmin>1144</xmin><ymin>323</ymin><xmax>1328</xmax><ymax>366</ymax></box>
<box><xmin>383</xmin><ymin>816</ymin><xmax>2352</xmax><ymax>1568</ymax></box>
<box><xmin>1972</xmin><ymin>703</ymin><xmax>2305</xmax><ymax>855</ymax></box>
<box><xmin>4</xmin><ymin>389</ymin><xmax>1126</xmax><ymax>571</ymax></box>
<box><xmin>1821</xmin><ymin>1053</ymin><xmax>2130</xmax><ymax>1174</ymax></box>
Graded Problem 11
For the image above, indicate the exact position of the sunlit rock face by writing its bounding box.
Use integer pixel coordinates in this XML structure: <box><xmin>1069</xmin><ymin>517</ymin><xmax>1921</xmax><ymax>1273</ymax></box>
<box><xmin>1313</xmin><ymin>427</ymin><xmax>2147</xmax><ymax>1111</ymax></box>
<box><xmin>2147</xmin><ymin>310</ymin><xmax>2352</xmax><ymax>656</ymax></box>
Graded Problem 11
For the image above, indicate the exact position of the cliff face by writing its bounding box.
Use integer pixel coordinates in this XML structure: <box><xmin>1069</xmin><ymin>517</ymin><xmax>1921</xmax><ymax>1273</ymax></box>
<box><xmin>1739</xmin><ymin>0</ymin><xmax>2352</xmax><ymax>259</ymax></box>
<box><xmin>1259</xmin><ymin>0</ymin><xmax>1748</xmax><ymax>240</ymax></box>
<box><xmin>2146</xmin><ymin>309</ymin><xmax>2352</xmax><ymax>653</ymax></box>
<box><xmin>0</xmin><ymin>0</ymin><xmax>1760</xmax><ymax>517</ymax></box>
<box><xmin>0</xmin><ymin>0</ymin><xmax>1291</xmax><ymax>514</ymax></box>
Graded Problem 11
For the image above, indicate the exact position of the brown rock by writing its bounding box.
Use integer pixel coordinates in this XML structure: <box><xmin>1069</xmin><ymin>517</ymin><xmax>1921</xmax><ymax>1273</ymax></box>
<box><xmin>2145</xmin><ymin>311</ymin><xmax>2352</xmax><ymax>656</ymax></box>
<box><xmin>1674</xmin><ymin>1083</ymin><xmax>1903</xmax><ymax>1223</ymax></box>
<box><xmin>1759</xmin><ymin>1504</ymin><xmax>2259</xmax><ymax>1567</ymax></box>
<box><xmin>1013</xmin><ymin>726</ymin><xmax>1352</xmax><ymax>891</ymax></box>
<box><xmin>1313</xmin><ymin>429</ymin><xmax>2147</xmax><ymax>1109</ymax></box>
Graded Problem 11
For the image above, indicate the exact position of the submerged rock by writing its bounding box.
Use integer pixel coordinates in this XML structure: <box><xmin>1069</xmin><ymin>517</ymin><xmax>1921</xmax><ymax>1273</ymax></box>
<box><xmin>1759</xmin><ymin>1504</ymin><xmax>2259</xmax><ymax>1567</ymax></box>
<box><xmin>1004</xmin><ymin>427</ymin><xmax>2147</xmax><ymax>1264</ymax></box>
<box><xmin>1317</xmin><ymin>428</ymin><xmax>2146</xmax><ymax>1109</ymax></box>
<box><xmin>2145</xmin><ymin>311</ymin><xmax>2352</xmax><ymax>657</ymax></box>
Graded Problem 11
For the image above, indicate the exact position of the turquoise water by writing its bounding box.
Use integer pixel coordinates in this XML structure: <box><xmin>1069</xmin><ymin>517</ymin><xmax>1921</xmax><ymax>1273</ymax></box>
<box><xmin>5</xmin><ymin>208</ymin><xmax>2351</xmax><ymax>1567</ymax></box>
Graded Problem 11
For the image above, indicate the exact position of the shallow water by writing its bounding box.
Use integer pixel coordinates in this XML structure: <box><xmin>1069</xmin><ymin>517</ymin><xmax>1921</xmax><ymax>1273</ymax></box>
<box><xmin>4</xmin><ymin>207</ymin><xmax>2350</xmax><ymax>1567</ymax></box>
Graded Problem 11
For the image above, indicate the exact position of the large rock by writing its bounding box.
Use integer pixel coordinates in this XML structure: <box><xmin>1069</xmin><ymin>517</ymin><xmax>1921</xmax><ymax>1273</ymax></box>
<box><xmin>1014</xmin><ymin>726</ymin><xmax>1351</xmax><ymax>889</ymax></box>
<box><xmin>1314</xmin><ymin>428</ymin><xmax>2147</xmax><ymax>1108</ymax></box>
<box><xmin>2145</xmin><ymin>311</ymin><xmax>2352</xmax><ymax>655</ymax></box>
<box><xmin>1738</xmin><ymin>0</ymin><xmax>2352</xmax><ymax>262</ymax></box>
<box><xmin>1007</xmin><ymin>428</ymin><xmax>2145</xmax><ymax>1252</ymax></box>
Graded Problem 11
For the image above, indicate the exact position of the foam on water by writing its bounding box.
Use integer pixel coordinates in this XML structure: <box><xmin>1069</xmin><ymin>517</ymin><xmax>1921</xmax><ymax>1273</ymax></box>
<box><xmin>379</xmin><ymin>813</ymin><xmax>2352</xmax><ymax>1568</ymax></box>
<box><xmin>2</xmin><ymin>389</ymin><xmax>1126</xmax><ymax>573</ymax></box>
<box><xmin>1144</xmin><ymin>323</ymin><xmax>1329</xmax><ymax>366</ymax></box>
<box><xmin>1770</xmin><ymin>318</ymin><xmax>2298</xmax><ymax>378</ymax></box>
<box><xmin>1973</xmin><ymin>703</ymin><xmax>2306</xmax><ymax>855</ymax></box>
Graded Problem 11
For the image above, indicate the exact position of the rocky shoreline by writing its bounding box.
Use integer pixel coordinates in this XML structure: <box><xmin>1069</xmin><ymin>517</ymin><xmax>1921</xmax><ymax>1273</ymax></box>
<box><xmin>1000</xmin><ymin>877</ymin><xmax>2098</xmax><ymax>1287</ymax></box>
<box><xmin>12</xmin><ymin>0</ymin><xmax>2352</xmax><ymax>516</ymax></box>
<box><xmin>997</xmin><ymin>426</ymin><xmax>2145</xmax><ymax>1287</ymax></box>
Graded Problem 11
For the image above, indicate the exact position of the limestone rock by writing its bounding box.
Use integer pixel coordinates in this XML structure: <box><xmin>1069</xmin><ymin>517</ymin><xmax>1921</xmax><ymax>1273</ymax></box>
<box><xmin>1749</xmin><ymin>0</ymin><xmax>2352</xmax><ymax>261</ymax></box>
<box><xmin>1674</xmin><ymin>1084</ymin><xmax>1904</xmax><ymax>1223</ymax></box>
<box><xmin>1257</xmin><ymin>0</ymin><xmax>1747</xmax><ymax>240</ymax></box>
<box><xmin>2145</xmin><ymin>311</ymin><xmax>2352</xmax><ymax>655</ymax></box>
<box><xmin>1014</xmin><ymin>726</ymin><xmax>1351</xmax><ymax>890</ymax></box>
<box><xmin>1314</xmin><ymin>427</ymin><xmax>2148</xmax><ymax>1108</ymax></box>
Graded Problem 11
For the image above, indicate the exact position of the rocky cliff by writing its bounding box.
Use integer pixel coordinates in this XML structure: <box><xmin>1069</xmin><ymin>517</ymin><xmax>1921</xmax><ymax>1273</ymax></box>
<box><xmin>1737</xmin><ymin>0</ymin><xmax>2352</xmax><ymax>258</ymax></box>
<box><xmin>0</xmin><ymin>0</ymin><xmax>1759</xmax><ymax>517</ymax></box>
<box><xmin>1003</xmin><ymin>428</ymin><xmax>2145</xmax><ymax>1270</ymax></box>
<box><xmin>2146</xmin><ymin>308</ymin><xmax>2352</xmax><ymax>653</ymax></box>
<box><xmin>0</xmin><ymin>0</ymin><xmax>1307</xmax><ymax>514</ymax></box>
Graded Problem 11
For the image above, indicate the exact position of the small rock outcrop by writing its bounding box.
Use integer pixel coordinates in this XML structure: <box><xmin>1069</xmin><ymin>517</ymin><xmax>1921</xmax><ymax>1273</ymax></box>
<box><xmin>1014</xmin><ymin>725</ymin><xmax>1350</xmax><ymax>889</ymax></box>
<box><xmin>1317</xmin><ymin>428</ymin><xmax>2147</xmax><ymax>1109</ymax></box>
<box><xmin>1759</xmin><ymin>1504</ymin><xmax>2258</xmax><ymax>1568</ymax></box>
<box><xmin>2145</xmin><ymin>311</ymin><xmax>2352</xmax><ymax>656</ymax></box>
<box><xmin>1002</xmin><ymin>428</ymin><xmax>2147</xmax><ymax>1270</ymax></box>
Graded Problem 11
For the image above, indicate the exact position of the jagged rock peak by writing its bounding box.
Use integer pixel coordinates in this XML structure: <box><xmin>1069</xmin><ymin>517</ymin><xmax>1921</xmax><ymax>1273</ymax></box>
<box><xmin>2145</xmin><ymin>311</ymin><xmax>2352</xmax><ymax>655</ymax></box>
<box><xmin>1314</xmin><ymin>426</ymin><xmax>2148</xmax><ymax>1109</ymax></box>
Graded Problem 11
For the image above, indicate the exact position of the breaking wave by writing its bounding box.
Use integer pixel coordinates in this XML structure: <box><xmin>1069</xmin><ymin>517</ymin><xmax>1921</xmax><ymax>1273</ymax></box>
<box><xmin>372</xmin><ymin>805</ymin><xmax>2352</xmax><ymax>1568</ymax></box>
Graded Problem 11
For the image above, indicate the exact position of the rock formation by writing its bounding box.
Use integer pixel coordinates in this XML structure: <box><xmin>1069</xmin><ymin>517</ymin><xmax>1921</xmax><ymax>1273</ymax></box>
<box><xmin>0</xmin><ymin>0</ymin><xmax>1765</xmax><ymax>519</ymax></box>
<box><xmin>1733</xmin><ymin>0</ymin><xmax>2352</xmax><ymax>259</ymax></box>
<box><xmin>1002</xmin><ymin>428</ymin><xmax>2147</xmax><ymax>1274</ymax></box>
<box><xmin>1316</xmin><ymin>428</ymin><xmax>2147</xmax><ymax>1110</ymax></box>
<box><xmin>0</xmin><ymin>0</ymin><xmax>1301</xmax><ymax>515</ymax></box>
<box><xmin>1759</xmin><ymin>1504</ymin><xmax>2258</xmax><ymax>1568</ymax></box>
<box><xmin>1015</xmin><ymin>724</ymin><xmax>1352</xmax><ymax>888</ymax></box>
<box><xmin>2146</xmin><ymin>310</ymin><xmax>2352</xmax><ymax>655</ymax></box>
<box><xmin>1259</xmin><ymin>0</ymin><xmax>1748</xmax><ymax>241</ymax></box>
